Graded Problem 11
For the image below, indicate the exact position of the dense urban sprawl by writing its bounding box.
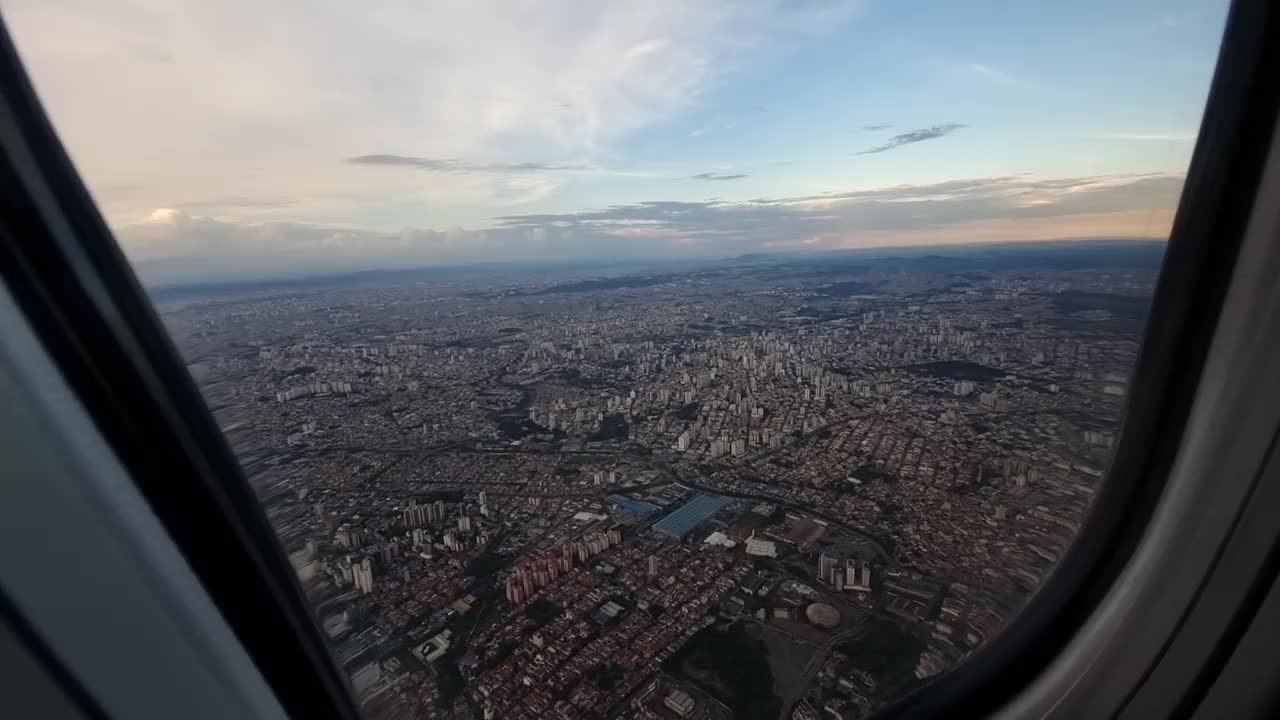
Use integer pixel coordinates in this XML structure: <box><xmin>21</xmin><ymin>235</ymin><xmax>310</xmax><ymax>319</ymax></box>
<box><xmin>161</xmin><ymin>247</ymin><xmax>1154</xmax><ymax>720</ymax></box>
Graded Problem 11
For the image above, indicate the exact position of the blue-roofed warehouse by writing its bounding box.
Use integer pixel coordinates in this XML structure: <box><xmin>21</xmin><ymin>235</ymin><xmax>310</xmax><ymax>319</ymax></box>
<box><xmin>607</xmin><ymin>494</ymin><xmax>660</xmax><ymax>516</ymax></box>
<box><xmin>652</xmin><ymin>494</ymin><xmax>733</xmax><ymax>539</ymax></box>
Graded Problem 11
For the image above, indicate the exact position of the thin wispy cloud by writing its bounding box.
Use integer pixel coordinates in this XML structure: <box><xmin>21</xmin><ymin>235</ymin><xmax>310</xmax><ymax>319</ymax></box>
<box><xmin>1094</xmin><ymin>132</ymin><xmax>1197</xmax><ymax>141</ymax></box>
<box><xmin>347</xmin><ymin>155</ymin><xmax>589</xmax><ymax>173</ymax></box>
<box><xmin>690</xmin><ymin>118</ymin><xmax>737</xmax><ymax>138</ymax></box>
<box><xmin>624</xmin><ymin>38</ymin><xmax>671</xmax><ymax>59</ymax></box>
<box><xmin>968</xmin><ymin>63</ymin><xmax>1022</xmax><ymax>86</ymax></box>
<box><xmin>861</xmin><ymin>123</ymin><xmax>892</xmax><ymax>131</ymax></box>
<box><xmin>855</xmin><ymin>124</ymin><xmax>967</xmax><ymax>155</ymax></box>
<box><xmin>692</xmin><ymin>172</ymin><xmax>748</xmax><ymax>181</ymax></box>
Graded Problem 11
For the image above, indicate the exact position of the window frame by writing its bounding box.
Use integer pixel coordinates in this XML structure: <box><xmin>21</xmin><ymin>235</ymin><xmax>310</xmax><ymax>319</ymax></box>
<box><xmin>0</xmin><ymin>1</ymin><xmax>1274</xmax><ymax>718</ymax></box>
<box><xmin>0</xmin><ymin>14</ymin><xmax>361</xmax><ymax>720</ymax></box>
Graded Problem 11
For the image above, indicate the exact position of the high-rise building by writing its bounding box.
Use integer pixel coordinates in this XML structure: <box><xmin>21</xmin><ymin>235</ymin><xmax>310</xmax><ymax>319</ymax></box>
<box><xmin>818</xmin><ymin>552</ymin><xmax>837</xmax><ymax>584</ymax></box>
<box><xmin>648</xmin><ymin>555</ymin><xmax>659</xmax><ymax>577</ymax></box>
<box><xmin>335</xmin><ymin>525</ymin><xmax>361</xmax><ymax>549</ymax></box>
<box><xmin>403</xmin><ymin>501</ymin><xmax>429</xmax><ymax>528</ymax></box>
<box><xmin>846</xmin><ymin>559</ymin><xmax>873</xmax><ymax>591</ymax></box>
<box><xmin>353</xmin><ymin>557</ymin><xmax>374</xmax><ymax>595</ymax></box>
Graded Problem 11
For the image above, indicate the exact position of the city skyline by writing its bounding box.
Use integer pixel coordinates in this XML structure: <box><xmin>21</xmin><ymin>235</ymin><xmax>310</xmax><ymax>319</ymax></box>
<box><xmin>5</xmin><ymin>0</ymin><xmax>1227</xmax><ymax>283</ymax></box>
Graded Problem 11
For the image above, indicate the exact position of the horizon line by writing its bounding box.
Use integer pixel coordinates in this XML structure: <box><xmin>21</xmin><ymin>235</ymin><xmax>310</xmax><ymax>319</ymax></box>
<box><xmin>144</xmin><ymin>235</ymin><xmax>1168</xmax><ymax>293</ymax></box>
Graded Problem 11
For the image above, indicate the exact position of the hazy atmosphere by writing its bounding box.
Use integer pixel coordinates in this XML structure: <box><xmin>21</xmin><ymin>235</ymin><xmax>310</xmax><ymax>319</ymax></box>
<box><xmin>3</xmin><ymin>0</ymin><xmax>1227</xmax><ymax>283</ymax></box>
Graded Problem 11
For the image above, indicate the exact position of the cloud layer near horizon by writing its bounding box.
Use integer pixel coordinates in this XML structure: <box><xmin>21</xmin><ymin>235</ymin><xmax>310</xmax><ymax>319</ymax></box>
<box><xmin>119</xmin><ymin>173</ymin><xmax>1183</xmax><ymax>284</ymax></box>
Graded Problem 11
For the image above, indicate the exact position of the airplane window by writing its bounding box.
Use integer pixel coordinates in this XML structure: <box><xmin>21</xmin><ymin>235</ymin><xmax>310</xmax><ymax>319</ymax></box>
<box><xmin>1</xmin><ymin>1</ymin><xmax>1232</xmax><ymax>718</ymax></box>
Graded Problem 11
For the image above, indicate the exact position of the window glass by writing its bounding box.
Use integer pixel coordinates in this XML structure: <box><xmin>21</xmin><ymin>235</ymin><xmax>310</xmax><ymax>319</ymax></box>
<box><xmin>4</xmin><ymin>1</ymin><xmax>1230</xmax><ymax>717</ymax></box>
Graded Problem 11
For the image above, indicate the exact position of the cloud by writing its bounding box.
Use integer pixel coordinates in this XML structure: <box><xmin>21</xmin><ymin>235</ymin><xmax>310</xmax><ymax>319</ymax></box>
<box><xmin>115</xmin><ymin>172</ymin><xmax>1183</xmax><ymax>283</ymax></box>
<box><xmin>174</xmin><ymin>195</ymin><xmax>301</xmax><ymax>210</ymax></box>
<box><xmin>3</xmin><ymin>1</ymin><xmax>1195</xmax><ymax>285</ymax></box>
<box><xmin>118</xmin><ymin>211</ymin><xmax>502</xmax><ymax>283</ymax></box>
<box><xmin>689</xmin><ymin>118</ymin><xmax>738</xmax><ymax>138</ymax></box>
<box><xmin>968</xmin><ymin>63</ymin><xmax>1021</xmax><ymax>86</ymax></box>
<box><xmin>1094</xmin><ymin>132</ymin><xmax>1197</xmax><ymax>141</ymax></box>
<box><xmin>861</xmin><ymin>123</ymin><xmax>892</xmax><ymax>131</ymax></box>
<box><xmin>494</xmin><ymin>173</ymin><xmax>1181</xmax><ymax>246</ymax></box>
<box><xmin>346</xmin><ymin>155</ymin><xmax>590</xmax><ymax>173</ymax></box>
<box><xmin>5</xmin><ymin>0</ymin><xmax>853</xmax><ymax>225</ymax></box>
<box><xmin>856</xmin><ymin>124</ymin><xmax>967</xmax><ymax>155</ymax></box>
<box><xmin>624</xmin><ymin>38</ymin><xmax>672</xmax><ymax>59</ymax></box>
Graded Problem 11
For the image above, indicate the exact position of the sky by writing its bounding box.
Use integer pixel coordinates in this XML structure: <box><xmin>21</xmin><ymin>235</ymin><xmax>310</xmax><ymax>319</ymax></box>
<box><xmin>3</xmin><ymin>0</ymin><xmax>1231</xmax><ymax>284</ymax></box>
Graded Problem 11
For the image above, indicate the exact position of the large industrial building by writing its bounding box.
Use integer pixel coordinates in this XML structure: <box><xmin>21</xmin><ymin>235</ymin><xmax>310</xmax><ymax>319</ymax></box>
<box><xmin>652</xmin><ymin>494</ymin><xmax>733</xmax><ymax>539</ymax></box>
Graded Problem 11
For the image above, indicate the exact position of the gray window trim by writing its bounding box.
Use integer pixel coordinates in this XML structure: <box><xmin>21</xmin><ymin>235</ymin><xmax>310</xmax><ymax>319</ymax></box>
<box><xmin>0</xmin><ymin>280</ymin><xmax>289</xmax><ymax>720</ymax></box>
<box><xmin>996</xmin><ymin>110</ymin><xmax>1280</xmax><ymax>720</ymax></box>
